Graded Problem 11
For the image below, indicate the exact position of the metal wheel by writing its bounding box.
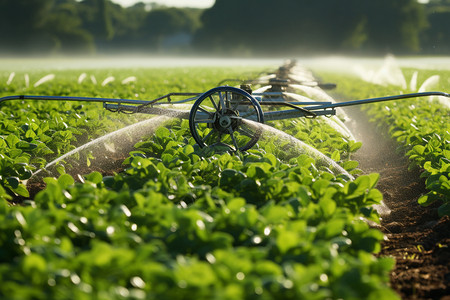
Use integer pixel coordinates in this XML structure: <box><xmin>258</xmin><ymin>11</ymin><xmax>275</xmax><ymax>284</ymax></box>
<box><xmin>189</xmin><ymin>86</ymin><xmax>264</xmax><ymax>151</ymax></box>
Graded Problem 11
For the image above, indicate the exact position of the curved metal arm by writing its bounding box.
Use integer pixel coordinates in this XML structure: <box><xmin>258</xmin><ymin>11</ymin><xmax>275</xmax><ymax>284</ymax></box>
<box><xmin>324</xmin><ymin>91</ymin><xmax>450</xmax><ymax>109</ymax></box>
<box><xmin>1</xmin><ymin>91</ymin><xmax>448</xmax><ymax>120</ymax></box>
<box><xmin>259</xmin><ymin>100</ymin><xmax>317</xmax><ymax>117</ymax></box>
<box><xmin>0</xmin><ymin>92</ymin><xmax>201</xmax><ymax>107</ymax></box>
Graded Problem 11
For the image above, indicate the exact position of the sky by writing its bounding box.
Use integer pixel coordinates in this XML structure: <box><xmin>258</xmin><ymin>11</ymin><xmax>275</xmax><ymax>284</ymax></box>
<box><xmin>110</xmin><ymin>0</ymin><xmax>215</xmax><ymax>8</ymax></box>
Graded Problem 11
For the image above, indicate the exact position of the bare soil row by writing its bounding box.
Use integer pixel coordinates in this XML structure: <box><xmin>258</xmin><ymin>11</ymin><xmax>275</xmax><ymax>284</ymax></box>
<box><xmin>344</xmin><ymin>104</ymin><xmax>449</xmax><ymax>299</ymax></box>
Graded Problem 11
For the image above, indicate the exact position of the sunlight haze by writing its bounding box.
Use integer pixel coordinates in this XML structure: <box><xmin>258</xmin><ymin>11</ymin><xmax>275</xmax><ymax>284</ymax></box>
<box><xmin>110</xmin><ymin>0</ymin><xmax>215</xmax><ymax>8</ymax></box>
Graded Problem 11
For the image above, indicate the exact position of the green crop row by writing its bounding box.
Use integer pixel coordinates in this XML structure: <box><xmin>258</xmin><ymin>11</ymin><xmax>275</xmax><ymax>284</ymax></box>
<box><xmin>0</xmin><ymin>67</ymin><xmax>266</xmax><ymax>198</ymax></box>
<box><xmin>0</xmin><ymin>67</ymin><xmax>397</xmax><ymax>299</ymax></box>
<box><xmin>323</xmin><ymin>69</ymin><xmax>450</xmax><ymax>216</ymax></box>
<box><xmin>0</xmin><ymin>120</ymin><xmax>396</xmax><ymax>299</ymax></box>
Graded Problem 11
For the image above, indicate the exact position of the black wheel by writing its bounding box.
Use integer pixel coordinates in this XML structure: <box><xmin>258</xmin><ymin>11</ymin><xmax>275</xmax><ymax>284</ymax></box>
<box><xmin>189</xmin><ymin>86</ymin><xmax>264</xmax><ymax>151</ymax></box>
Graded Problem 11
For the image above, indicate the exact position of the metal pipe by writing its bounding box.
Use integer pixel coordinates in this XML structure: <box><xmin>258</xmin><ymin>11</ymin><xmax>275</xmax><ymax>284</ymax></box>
<box><xmin>321</xmin><ymin>91</ymin><xmax>450</xmax><ymax>109</ymax></box>
<box><xmin>104</xmin><ymin>103</ymin><xmax>190</xmax><ymax>119</ymax></box>
<box><xmin>263</xmin><ymin>108</ymin><xmax>335</xmax><ymax>121</ymax></box>
<box><xmin>0</xmin><ymin>95</ymin><xmax>151</xmax><ymax>105</ymax></box>
<box><xmin>0</xmin><ymin>92</ymin><xmax>201</xmax><ymax>106</ymax></box>
<box><xmin>259</xmin><ymin>101</ymin><xmax>316</xmax><ymax>117</ymax></box>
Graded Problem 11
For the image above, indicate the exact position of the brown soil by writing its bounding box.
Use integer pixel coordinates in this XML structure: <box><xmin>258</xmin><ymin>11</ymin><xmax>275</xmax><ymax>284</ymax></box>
<box><xmin>23</xmin><ymin>155</ymin><xmax>128</xmax><ymax>201</ymax></box>
<box><xmin>344</xmin><ymin>104</ymin><xmax>450</xmax><ymax>300</ymax></box>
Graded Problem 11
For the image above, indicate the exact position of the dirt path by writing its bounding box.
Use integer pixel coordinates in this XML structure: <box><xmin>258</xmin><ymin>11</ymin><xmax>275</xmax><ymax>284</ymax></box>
<box><xmin>341</xmin><ymin>104</ymin><xmax>450</xmax><ymax>299</ymax></box>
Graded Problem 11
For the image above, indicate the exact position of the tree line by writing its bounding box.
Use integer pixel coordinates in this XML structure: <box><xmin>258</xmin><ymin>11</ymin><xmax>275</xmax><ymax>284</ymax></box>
<box><xmin>0</xmin><ymin>0</ymin><xmax>448</xmax><ymax>56</ymax></box>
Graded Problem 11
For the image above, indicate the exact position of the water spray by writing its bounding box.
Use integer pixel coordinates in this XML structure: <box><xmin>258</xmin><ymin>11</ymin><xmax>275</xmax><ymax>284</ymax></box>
<box><xmin>1</xmin><ymin>64</ymin><xmax>448</xmax><ymax>154</ymax></box>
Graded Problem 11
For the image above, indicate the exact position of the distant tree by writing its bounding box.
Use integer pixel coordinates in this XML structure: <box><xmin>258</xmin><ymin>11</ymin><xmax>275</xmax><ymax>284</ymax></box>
<box><xmin>0</xmin><ymin>0</ymin><xmax>55</xmax><ymax>54</ymax></box>
<box><xmin>194</xmin><ymin>0</ymin><xmax>428</xmax><ymax>55</ymax></box>
<box><xmin>78</xmin><ymin>0</ymin><xmax>114</xmax><ymax>44</ymax></box>
<box><xmin>287</xmin><ymin>0</ymin><xmax>368</xmax><ymax>53</ymax></box>
<box><xmin>107</xmin><ymin>2</ymin><xmax>147</xmax><ymax>50</ymax></box>
<box><xmin>43</xmin><ymin>0</ymin><xmax>95</xmax><ymax>54</ymax></box>
<box><xmin>361</xmin><ymin>0</ymin><xmax>427</xmax><ymax>53</ymax></box>
<box><xmin>194</xmin><ymin>0</ymin><xmax>277</xmax><ymax>55</ymax></box>
<box><xmin>139</xmin><ymin>7</ymin><xmax>200</xmax><ymax>51</ymax></box>
<box><xmin>98</xmin><ymin>0</ymin><xmax>114</xmax><ymax>40</ymax></box>
<box><xmin>195</xmin><ymin>0</ymin><xmax>366</xmax><ymax>55</ymax></box>
<box><xmin>0</xmin><ymin>0</ymin><xmax>435</xmax><ymax>55</ymax></box>
<box><xmin>421</xmin><ymin>3</ymin><xmax>450</xmax><ymax>54</ymax></box>
<box><xmin>427</xmin><ymin>0</ymin><xmax>450</xmax><ymax>5</ymax></box>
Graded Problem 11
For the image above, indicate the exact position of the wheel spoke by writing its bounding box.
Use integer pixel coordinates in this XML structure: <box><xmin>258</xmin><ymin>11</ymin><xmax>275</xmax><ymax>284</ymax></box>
<box><xmin>241</xmin><ymin>109</ymin><xmax>257</xmax><ymax>119</ymax></box>
<box><xmin>219</xmin><ymin>92</ymin><xmax>226</xmax><ymax>114</ymax></box>
<box><xmin>195</xmin><ymin>118</ymin><xmax>215</xmax><ymax>124</ymax></box>
<box><xmin>198</xmin><ymin>106</ymin><xmax>214</xmax><ymax>117</ymax></box>
<box><xmin>208</xmin><ymin>95</ymin><xmax>219</xmax><ymax>112</ymax></box>
<box><xmin>194</xmin><ymin>115</ymin><xmax>214</xmax><ymax>123</ymax></box>
<box><xmin>228</xmin><ymin>127</ymin><xmax>239</xmax><ymax>151</ymax></box>
<box><xmin>231</xmin><ymin>100</ymin><xmax>242</xmax><ymax>111</ymax></box>
<box><xmin>238</xmin><ymin>127</ymin><xmax>255</xmax><ymax>137</ymax></box>
<box><xmin>202</xmin><ymin>128</ymin><xmax>216</xmax><ymax>143</ymax></box>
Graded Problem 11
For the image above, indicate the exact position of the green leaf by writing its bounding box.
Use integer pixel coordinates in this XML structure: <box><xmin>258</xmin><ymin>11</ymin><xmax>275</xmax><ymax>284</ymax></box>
<box><xmin>155</xmin><ymin>126</ymin><xmax>171</xmax><ymax>139</ymax></box>
<box><xmin>16</xmin><ymin>141</ymin><xmax>38</xmax><ymax>150</ymax></box>
<box><xmin>412</xmin><ymin>145</ymin><xmax>425</xmax><ymax>155</ymax></box>
<box><xmin>56</xmin><ymin>164</ymin><xmax>66</xmax><ymax>175</ymax></box>
<box><xmin>14</xmin><ymin>184</ymin><xmax>30</xmax><ymax>197</ymax></box>
<box><xmin>264</xmin><ymin>153</ymin><xmax>278</xmax><ymax>166</ymax></box>
<box><xmin>6</xmin><ymin>176</ymin><xmax>20</xmax><ymax>189</ymax></box>
<box><xmin>84</xmin><ymin>171</ymin><xmax>103</xmax><ymax>184</ymax></box>
<box><xmin>183</xmin><ymin>144</ymin><xmax>194</xmax><ymax>156</ymax></box>
<box><xmin>219</xmin><ymin>169</ymin><xmax>246</xmax><ymax>190</ymax></box>
<box><xmin>312</xmin><ymin>179</ymin><xmax>332</xmax><ymax>197</ymax></box>
<box><xmin>343</xmin><ymin>160</ymin><xmax>359</xmax><ymax>171</ymax></box>
<box><xmin>246</xmin><ymin>165</ymin><xmax>269</xmax><ymax>179</ymax></box>
<box><xmin>438</xmin><ymin>202</ymin><xmax>450</xmax><ymax>217</ymax></box>
<box><xmin>22</xmin><ymin>253</ymin><xmax>47</xmax><ymax>273</ymax></box>
<box><xmin>5</xmin><ymin>134</ymin><xmax>20</xmax><ymax>147</ymax></box>
<box><xmin>349</xmin><ymin>141</ymin><xmax>362</xmax><ymax>152</ymax></box>
<box><xmin>319</xmin><ymin>197</ymin><xmax>336</xmax><ymax>217</ymax></box>
<box><xmin>320</xmin><ymin>219</ymin><xmax>345</xmax><ymax>238</ymax></box>
<box><xmin>418</xmin><ymin>194</ymin><xmax>437</xmax><ymax>206</ymax></box>
<box><xmin>175</xmin><ymin>261</ymin><xmax>217</xmax><ymax>287</ymax></box>
<box><xmin>331</xmin><ymin>150</ymin><xmax>340</xmax><ymax>162</ymax></box>
<box><xmin>276</xmin><ymin>229</ymin><xmax>299</xmax><ymax>254</ymax></box>
<box><xmin>367</xmin><ymin>173</ymin><xmax>380</xmax><ymax>189</ymax></box>
<box><xmin>58</xmin><ymin>174</ymin><xmax>75</xmax><ymax>188</ymax></box>
<box><xmin>367</xmin><ymin>189</ymin><xmax>383</xmax><ymax>204</ymax></box>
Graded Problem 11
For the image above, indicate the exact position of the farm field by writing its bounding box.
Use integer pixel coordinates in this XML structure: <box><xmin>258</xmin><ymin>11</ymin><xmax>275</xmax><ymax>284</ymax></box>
<box><xmin>0</xmin><ymin>57</ymin><xmax>449</xmax><ymax>299</ymax></box>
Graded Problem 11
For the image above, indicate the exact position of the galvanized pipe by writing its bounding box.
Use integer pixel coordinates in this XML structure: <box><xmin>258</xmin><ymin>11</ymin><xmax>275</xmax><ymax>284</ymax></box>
<box><xmin>0</xmin><ymin>92</ymin><xmax>200</xmax><ymax>106</ymax></box>
<box><xmin>313</xmin><ymin>91</ymin><xmax>450</xmax><ymax>109</ymax></box>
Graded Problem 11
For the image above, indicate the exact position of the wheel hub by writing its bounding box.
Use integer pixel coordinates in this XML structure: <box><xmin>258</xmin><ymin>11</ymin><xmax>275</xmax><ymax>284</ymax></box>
<box><xmin>219</xmin><ymin>115</ymin><xmax>231</xmax><ymax>128</ymax></box>
<box><xmin>213</xmin><ymin>109</ymin><xmax>240</xmax><ymax>133</ymax></box>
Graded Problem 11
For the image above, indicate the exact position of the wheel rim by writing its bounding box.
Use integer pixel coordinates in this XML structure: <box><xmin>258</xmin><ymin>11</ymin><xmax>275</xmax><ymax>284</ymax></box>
<box><xmin>189</xmin><ymin>86</ymin><xmax>264</xmax><ymax>151</ymax></box>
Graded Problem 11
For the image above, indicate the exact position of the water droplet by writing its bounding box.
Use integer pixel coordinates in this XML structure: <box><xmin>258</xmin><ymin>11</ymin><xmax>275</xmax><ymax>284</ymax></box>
<box><xmin>70</xmin><ymin>273</ymin><xmax>81</xmax><ymax>285</ymax></box>
<box><xmin>196</xmin><ymin>220</ymin><xmax>205</xmax><ymax>230</ymax></box>
<box><xmin>206</xmin><ymin>253</ymin><xmax>216</xmax><ymax>264</ymax></box>
<box><xmin>106</xmin><ymin>226</ymin><xmax>115</xmax><ymax>235</ymax></box>
<box><xmin>236</xmin><ymin>272</ymin><xmax>245</xmax><ymax>280</ymax></box>
<box><xmin>131</xmin><ymin>276</ymin><xmax>146</xmax><ymax>289</ymax></box>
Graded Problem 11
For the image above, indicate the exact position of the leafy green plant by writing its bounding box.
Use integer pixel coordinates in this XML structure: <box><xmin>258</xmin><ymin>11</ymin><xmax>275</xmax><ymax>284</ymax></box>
<box><xmin>323</xmin><ymin>68</ymin><xmax>450</xmax><ymax>216</ymax></box>
<box><xmin>0</xmin><ymin>66</ymin><xmax>399</xmax><ymax>299</ymax></box>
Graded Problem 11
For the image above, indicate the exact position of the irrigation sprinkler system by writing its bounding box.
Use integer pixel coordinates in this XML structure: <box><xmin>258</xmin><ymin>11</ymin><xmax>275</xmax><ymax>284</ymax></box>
<box><xmin>1</xmin><ymin>62</ymin><xmax>449</xmax><ymax>152</ymax></box>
